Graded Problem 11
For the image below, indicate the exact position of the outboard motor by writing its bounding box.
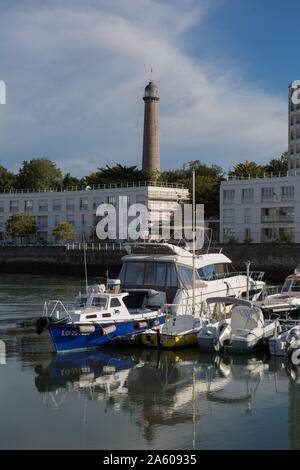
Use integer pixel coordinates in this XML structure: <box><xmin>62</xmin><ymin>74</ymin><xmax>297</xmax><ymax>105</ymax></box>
<box><xmin>107</xmin><ymin>279</ymin><xmax>121</xmax><ymax>294</ymax></box>
<box><xmin>287</xmin><ymin>327</ymin><xmax>300</xmax><ymax>352</ymax></box>
<box><xmin>217</xmin><ymin>320</ymin><xmax>231</xmax><ymax>351</ymax></box>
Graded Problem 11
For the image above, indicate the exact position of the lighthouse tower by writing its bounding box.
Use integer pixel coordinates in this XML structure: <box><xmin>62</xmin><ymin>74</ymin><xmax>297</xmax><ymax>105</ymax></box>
<box><xmin>142</xmin><ymin>81</ymin><xmax>160</xmax><ymax>174</ymax></box>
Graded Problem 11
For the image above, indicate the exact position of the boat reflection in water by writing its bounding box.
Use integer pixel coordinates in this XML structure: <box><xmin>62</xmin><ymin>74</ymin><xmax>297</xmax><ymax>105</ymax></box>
<box><xmin>33</xmin><ymin>346</ymin><xmax>300</xmax><ymax>448</ymax></box>
<box><xmin>34</xmin><ymin>348</ymin><xmax>276</xmax><ymax>439</ymax></box>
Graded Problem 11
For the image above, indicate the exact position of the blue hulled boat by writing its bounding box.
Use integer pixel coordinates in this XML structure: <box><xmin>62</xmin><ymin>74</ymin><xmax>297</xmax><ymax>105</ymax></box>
<box><xmin>36</xmin><ymin>280</ymin><xmax>165</xmax><ymax>353</ymax></box>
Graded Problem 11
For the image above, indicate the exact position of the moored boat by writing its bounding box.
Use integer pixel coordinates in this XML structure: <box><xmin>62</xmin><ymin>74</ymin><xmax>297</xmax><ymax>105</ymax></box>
<box><xmin>197</xmin><ymin>297</ymin><xmax>281</xmax><ymax>353</ymax></box>
<box><xmin>35</xmin><ymin>280</ymin><xmax>165</xmax><ymax>353</ymax></box>
<box><xmin>261</xmin><ymin>271</ymin><xmax>300</xmax><ymax>316</ymax></box>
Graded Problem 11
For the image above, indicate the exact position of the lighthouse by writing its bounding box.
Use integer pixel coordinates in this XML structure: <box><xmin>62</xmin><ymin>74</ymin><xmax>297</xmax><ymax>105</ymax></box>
<box><xmin>142</xmin><ymin>81</ymin><xmax>160</xmax><ymax>174</ymax></box>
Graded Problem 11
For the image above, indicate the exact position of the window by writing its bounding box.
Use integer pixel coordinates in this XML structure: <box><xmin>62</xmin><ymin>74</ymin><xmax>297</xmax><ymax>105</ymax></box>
<box><xmin>223</xmin><ymin>209</ymin><xmax>235</xmax><ymax>224</ymax></box>
<box><xmin>66</xmin><ymin>198</ymin><xmax>75</xmax><ymax>211</ymax></box>
<box><xmin>261</xmin><ymin>227</ymin><xmax>294</xmax><ymax>243</ymax></box>
<box><xmin>91</xmin><ymin>297</ymin><xmax>107</xmax><ymax>309</ymax></box>
<box><xmin>261</xmin><ymin>228</ymin><xmax>278</xmax><ymax>242</ymax></box>
<box><xmin>110</xmin><ymin>298</ymin><xmax>121</xmax><ymax>308</ymax></box>
<box><xmin>261</xmin><ymin>207</ymin><xmax>294</xmax><ymax>223</ymax></box>
<box><xmin>0</xmin><ymin>201</ymin><xmax>4</xmax><ymax>213</ymax></box>
<box><xmin>0</xmin><ymin>215</ymin><xmax>4</xmax><ymax>231</ymax></box>
<box><xmin>54</xmin><ymin>214</ymin><xmax>60</xmax><ymax>226</ymax></box>
<box><xmin>10</xmin><ymin>200</ymin><xmax>19</xmax><ymax>212</ymax></box>
<box><xmin>66</xmin><ymin>214</ymin><xmax>75</xmax><ymax>226</ymax></box>
<box><xmin>166</xmin><ymin>264</ymin><xmax>178</xmax><ymax>286</ymax></box>
<box><xmin>80</xmin><ymin>198</ymin><xmax>88</xmax><ymax>210</ymax></box>
<box><xmin>93</xmin><ymin>197</ymin><xmax>102</xmax><ymax>210</ymax></box>
<box><xmin>223</xmin><ymin>228</ymin><xmax>235</xmax><ymax>242</ymax></box>
<box><xmin>261</xmin><ymin>187</ymin><xmax>275</xmax><ymax>202</ymax></box>
<box><xmin>81</xmin><ymin>214</ymin><xmax>86</xmax><ymax>226</ymax></box>
<box><xmin>144</xmin><ymin>262</ymin><xmax>167</xmax><ymax>286</ymax></box>
<box><xmin>223</xmin><ymin>189</ymin><xmax>235</xmax><ymax>204</ymax></box>
<box><xmin>102</xmin><ymin>313</ymin><xmax>111</xmax><ymax>318</ymax></box>
<box><xmin>282</xmin><ymin>279</ymin><xmax>293</xmax><ymax>292</ymax></box>
<box><xmin>241</xmin><ymin>188</ymin><xmax>254</xmax><ymax>203</ymax></box>
<box><xmin>107</xmin><ymin>195</ymin><xmax>116</xmax><ymax>205</ymax></box>
<box><xmin>177</xmin><ymin>265</ymin><xmax>200</xmax><ymax>286</ymax></box>
<box><xmin>24</xmin><ymin>200</ymin><xmax>33</xmax><ymax>212</ymax></box>
<box><xmin>86</xmin><ymin>314</ymin><xmax>97</xmax><ymax>319</ymax></box>
<box><xmin>198</xmin><ymin>264</ymin><xmax>217</xmax><ymax>281</ymax></box>
<box><xmin>120</xmin><ymin>262</ymin><xmax>180</xmax><ymax>288</ymax></box>
<box><xmin>39</xmin><ymin>199</ymin><xmax>48</xmax><ymax>211</ymax></box>
<box><xmin>244</xmin><ymin>228</ymin><xmax>251</xmax><ymax>241</ymax></box>
<box><xmin>37</xmin><ymin>216</ymin><xmax>48</xmax><ymax>229</ymax></box>
<box><xmin>244</xmin><ymin>208</ymin><xmax>251</xmax><ymax>224</ymax></box>
<box><xmin>53</xmin><ymin>199</ymin><xmax>61</xmax><ymax>211</ymax></box>
<box><xmin>125</xmin><ymin>263</ymin><xmax>144</xmax><ymax>284</ymax></box>
<box><xmin>281</xmin><ymin>186</ymin><xmax>294</xmax><ymax>201</ymax></box>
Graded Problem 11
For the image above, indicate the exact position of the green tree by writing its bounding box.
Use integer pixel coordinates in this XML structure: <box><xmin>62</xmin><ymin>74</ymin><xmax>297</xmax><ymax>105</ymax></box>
<box><xmin>0</xmin><ymin>166</ymin><xmax>16</xmax><ymax>191</ymax></box>
<box><xmin>228</xmin><ymin>160</ymin><xmax>265</xmax><ymax>178</ymax></box>
<box><xmin>5</xmin><ymin>213</ymin><xmax>36</xmax><ymax>243</ymax></box>
<box><xmin>62</xmin><ymin>172</ymin><xmax>85</xmax><ymax>189</ymax></box>
<box><xmin>85</xmin><ymin>164</ymin><xmax>149</xmax><ymax>186</ymax></box>
<box><xmin>159</xmin><ymin>160</ymin><xmax>224</xmax><ymax>218</ymax></box>
<box><xmin>16</xmin><ymin>158</ymin><xmax>63</xmax><ymax>190</ymax></box>
<box><xmin>264</xmin><ymin>151</ymin><xmax>288</xmax><ymax>174</ymax></box>
<box><xmin>52</xmin><ymin>222</ymin><xmax>75</xmax><ymax>243</ymax></box>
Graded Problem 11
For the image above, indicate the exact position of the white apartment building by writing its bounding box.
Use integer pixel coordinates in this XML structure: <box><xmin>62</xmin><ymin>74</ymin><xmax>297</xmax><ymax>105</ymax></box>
<box><xmin>220</xmin><ymin>175</ymin><xmax>300</xmax><ymax>243</ymax></box>
<box><xmin>0</xmin><ymin>182</ymin><xmax>189</xmax><ymax>243</ymax></box>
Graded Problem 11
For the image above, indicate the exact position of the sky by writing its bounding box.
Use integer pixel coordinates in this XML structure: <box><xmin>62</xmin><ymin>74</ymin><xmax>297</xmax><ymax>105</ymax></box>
<box><xmin>0</xmin><ymin>0</ymin><xmax>298</xmax><ymax>176</ymax></box>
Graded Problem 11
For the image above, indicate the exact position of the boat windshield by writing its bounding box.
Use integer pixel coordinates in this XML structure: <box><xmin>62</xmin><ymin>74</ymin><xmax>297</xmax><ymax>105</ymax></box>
<box><xmin>119</xmin><ymin>261</ymin><xmax>179</xmax><ymax>287</ymax></box>
<box><xmin>282</xmin><ymin>279</ymin><xmax>300</xmax><ymax>292</ymax></box>
<box><xmin>119</xmin><ymin>261</ymin><xmax>202</xmax><ymax>288</ymax></box>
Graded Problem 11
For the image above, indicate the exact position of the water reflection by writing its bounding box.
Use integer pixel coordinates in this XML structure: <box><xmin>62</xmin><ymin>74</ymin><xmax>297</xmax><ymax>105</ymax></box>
<box><xmin>31</xmin><ymin>347</ymin><xmax>300</xmax><ymax>448</ymax></box>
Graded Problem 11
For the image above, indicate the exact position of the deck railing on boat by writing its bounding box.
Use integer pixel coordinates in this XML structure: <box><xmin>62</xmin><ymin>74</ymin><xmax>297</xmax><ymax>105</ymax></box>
<box><xmin>43</xmin><ymin>299</ymin><xmax>72</xmax><ymax>321</ymax></box>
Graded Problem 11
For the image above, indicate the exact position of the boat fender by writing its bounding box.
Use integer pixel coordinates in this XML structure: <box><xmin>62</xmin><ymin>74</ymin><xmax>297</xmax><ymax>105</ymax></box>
<box><xmin>102</xmin><ymin>325</ymin><xmax>116</xmax><ymax>335</ymax></box>
<box><xmin>78</xmin><ymin>325</ymin><xmax>96</xmax><ymax>333</ymax></box>
<box><xmin>35</xmin><ymin>316</ymin><xmax>50</xmax><ymax>335</ymax></box>
<box><xmin>135</xmin><ymin>321</ymin><xmax>148</xmax><ymax>329</ymax></box>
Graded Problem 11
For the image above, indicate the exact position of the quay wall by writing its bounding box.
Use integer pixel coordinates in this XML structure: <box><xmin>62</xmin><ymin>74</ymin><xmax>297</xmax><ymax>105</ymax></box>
<box><xmin>0</xmin><ymin>244</ymin><xmax>299</xmax><ymax>282</ymax></box>
<box><xmin>0</xmin><ymin>246</ymin><xmax>126</xmax><ymax>277</ymax></box>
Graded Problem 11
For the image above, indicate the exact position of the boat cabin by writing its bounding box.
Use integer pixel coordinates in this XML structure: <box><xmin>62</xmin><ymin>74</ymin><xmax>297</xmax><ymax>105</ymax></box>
<box><xmin>72</xmin><ymin>282</ymin><xmax>158</xmax><ymax>322</ymax></box>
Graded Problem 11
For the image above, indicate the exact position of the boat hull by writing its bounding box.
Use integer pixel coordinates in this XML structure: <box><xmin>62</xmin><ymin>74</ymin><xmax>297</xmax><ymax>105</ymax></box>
<box><xmin>48</xmin><ymin>316</ymin><xmax>166</xmax><ymax>353</ymax></box>
<box><xmin>141</xmin><ymin>330</ymin><xmax>199</xmax><ymax>349</ymax></box>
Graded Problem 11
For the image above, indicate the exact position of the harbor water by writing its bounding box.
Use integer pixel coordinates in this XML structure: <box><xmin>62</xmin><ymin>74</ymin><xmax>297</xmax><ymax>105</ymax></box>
<box><xmin>0</xmin><ymin>274</ymin><xmax>299</xmax><ymax>450</ymax></box>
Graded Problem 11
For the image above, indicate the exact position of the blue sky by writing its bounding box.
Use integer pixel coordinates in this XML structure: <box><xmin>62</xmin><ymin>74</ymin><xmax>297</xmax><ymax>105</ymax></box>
<box><xmin>0</xmin><ymin>0</ymin><xmax>296</xmax><ymax>176</ymax></box>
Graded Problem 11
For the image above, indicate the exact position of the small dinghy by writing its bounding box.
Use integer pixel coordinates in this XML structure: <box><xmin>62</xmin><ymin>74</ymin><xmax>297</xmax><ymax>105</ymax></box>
<box><xmin>268</xmin><ymin>324</ymin><xmax>300</xmax><ymax>357</ymax></box>
<box><xmin>35</xmin><ymin>279</ymin><xmax>165</xmax><ymax>353</ymax></box>
<box><xmin>197</xmin><ymin>297</ymin><xmax>280</xmax><ymax>353</ymax></box>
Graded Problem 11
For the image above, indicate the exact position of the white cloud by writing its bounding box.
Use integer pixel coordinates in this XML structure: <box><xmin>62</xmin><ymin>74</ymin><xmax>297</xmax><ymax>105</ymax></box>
<box><xmin>0</xmin><ymin>0</ymin><xmax>287</xmax><ymax>175</ymax></box>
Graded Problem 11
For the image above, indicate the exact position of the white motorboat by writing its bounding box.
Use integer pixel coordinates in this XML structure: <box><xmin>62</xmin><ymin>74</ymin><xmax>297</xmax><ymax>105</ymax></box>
<box><xmin>262</xmin><ymin>271</ymin><xmax>300</xmax><ymax>316</ymax></box>
<box><xmin>119</xmin><ymin>242</ymin><xmax>265</xmax><ymax>316</ymax></box>
<box><xmin>197</xmin><ymin>297</ymin><xmax>280</xmax><ymax>353</ymax></box>
<box><xmin>268</xmin><ymin>323</ymin><xmax>300</xmax><ymax>357</ymax></box>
